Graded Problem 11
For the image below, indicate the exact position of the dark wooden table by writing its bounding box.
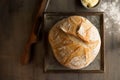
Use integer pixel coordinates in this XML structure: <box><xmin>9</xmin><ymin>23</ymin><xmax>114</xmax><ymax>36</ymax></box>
<box><xmin>0</xmin><ymin>0</ymin><xmax>120</xmax><ymax>80</ymax></box>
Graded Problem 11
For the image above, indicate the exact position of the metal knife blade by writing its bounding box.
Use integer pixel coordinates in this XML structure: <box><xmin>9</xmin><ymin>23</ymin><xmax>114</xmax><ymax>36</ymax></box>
<box><xmin>36</xmin><ymin>0</ymin><xmax>51</xmax><ymax>40</ymax></box>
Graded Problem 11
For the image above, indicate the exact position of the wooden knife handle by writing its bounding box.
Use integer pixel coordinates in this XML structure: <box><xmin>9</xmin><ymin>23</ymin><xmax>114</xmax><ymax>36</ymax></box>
<box><xmin>21</xmin><ymin>33</ymin><xmax>37</xmax><ymax>64</ymax></box>
<box><xmin>21</xmin><ymin>0</ymin><xmax>48</xmax><ymax>65</ymax></box>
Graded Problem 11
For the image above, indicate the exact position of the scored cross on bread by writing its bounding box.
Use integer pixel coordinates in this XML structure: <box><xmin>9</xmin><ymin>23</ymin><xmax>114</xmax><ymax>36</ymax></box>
<box><xmin>60</xmin><ymin>16</ymin><xmax>99</xmax><ymax>43</ymax></box>
<box><xmin>48</xmin><ymin>16</ymin><xmax>101</xmax><ymax>69</ymax></box>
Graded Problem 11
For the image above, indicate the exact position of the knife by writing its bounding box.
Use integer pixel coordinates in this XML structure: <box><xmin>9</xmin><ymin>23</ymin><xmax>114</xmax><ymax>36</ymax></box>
<box><xmin>21</xmin><ymin>0</ymin><xmax>50</xmax><ymax>65</ymax></box>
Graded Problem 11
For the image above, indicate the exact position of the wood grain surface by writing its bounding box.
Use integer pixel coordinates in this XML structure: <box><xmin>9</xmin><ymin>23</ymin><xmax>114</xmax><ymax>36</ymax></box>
<box><xmin>0</xmin><ymin>0</ymin><xmax>120</xmax><ymax>80</ymax></box>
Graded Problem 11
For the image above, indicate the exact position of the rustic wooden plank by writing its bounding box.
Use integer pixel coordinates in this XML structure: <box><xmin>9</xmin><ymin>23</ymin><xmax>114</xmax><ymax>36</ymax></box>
<box><xmin>0</xmin><ymin>0</ymin><xmax>40</xmax><ymax>80</ymax></box>
<box><xmin>43</xmin><ymin>12</ymin><xmax>104</xmax><ymax>73</ymax></box>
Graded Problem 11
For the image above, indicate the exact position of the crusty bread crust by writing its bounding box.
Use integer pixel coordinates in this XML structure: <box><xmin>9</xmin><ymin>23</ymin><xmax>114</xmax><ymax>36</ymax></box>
<box><xmin>48</xmin><ymin>16</ymin><xmax>101</xmax><ymax>69</ymax></box>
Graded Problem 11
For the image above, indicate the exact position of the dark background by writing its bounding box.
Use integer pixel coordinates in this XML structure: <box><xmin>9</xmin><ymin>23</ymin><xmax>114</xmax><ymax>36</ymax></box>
<box><xmin>0</xmin><ymin>0</ymin><xmax>120</xmax><ymax>80</ymax></box>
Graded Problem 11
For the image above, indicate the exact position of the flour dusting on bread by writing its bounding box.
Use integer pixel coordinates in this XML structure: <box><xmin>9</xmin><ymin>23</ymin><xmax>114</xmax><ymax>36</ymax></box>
<box><xmin>48</xmin><ymin>16</ymin><xmax>101</xmax><ymax>69</ymax></box>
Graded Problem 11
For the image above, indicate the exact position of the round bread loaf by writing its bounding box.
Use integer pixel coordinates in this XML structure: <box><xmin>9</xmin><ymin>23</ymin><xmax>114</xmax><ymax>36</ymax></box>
<box><xmin>48</xmin><ymin>16</ymin><xmax>101</xmax><ymax>69</ymax></box>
